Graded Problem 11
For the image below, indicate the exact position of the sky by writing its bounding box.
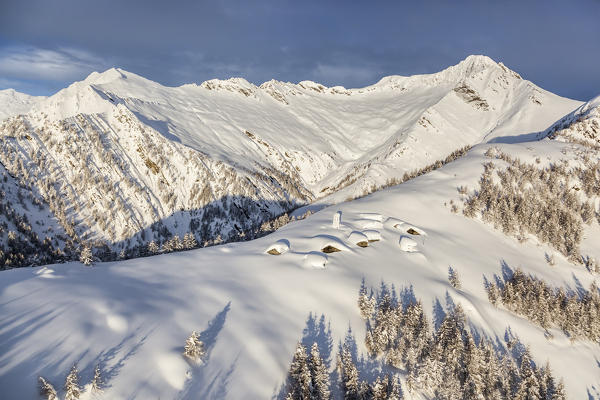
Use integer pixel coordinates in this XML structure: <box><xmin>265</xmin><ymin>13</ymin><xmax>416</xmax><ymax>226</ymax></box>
<box><xmin>0</xmin><ymin>0</ymin><xmax>598</xmax><ymax>100</ymax></box>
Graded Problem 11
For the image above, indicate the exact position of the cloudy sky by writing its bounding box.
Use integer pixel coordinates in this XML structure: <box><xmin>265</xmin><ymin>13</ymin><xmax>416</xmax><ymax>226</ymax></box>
<box><xmin>0</xmin><ymin>0</ymin><xmax>598</xmax><ymax>100</ymax></box>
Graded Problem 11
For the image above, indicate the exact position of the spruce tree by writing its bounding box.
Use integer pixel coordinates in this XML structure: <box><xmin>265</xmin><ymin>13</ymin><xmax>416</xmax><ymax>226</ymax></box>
<box><xmin>79</xmin><ymin>245</ymin><xmax>93</xmax><ymax>266</ymax></box>
<box><xmin>39</xmin><ymin>377</ymin><xmax>58</xmax><ymax>400</ymax></box>
<box><xmin>358</xmin><ymin>279</ymin><xmax>375</xmax><ymax>320</ymax></box>
<box><xmin>183</xmin><ymin>331</ymin><xmax>205</xmax><ymax>362</ymax></box>
<box><xmin>515</xmin><ymin>349</ymin><xmax>540</xmax><ymax>400</ymax></box>
<box><xmin>463</xmin><ymin>331</ymin><xmax>484</xmax><ymax>399</ymax></box>
<box><xmin>183</xmin><ymin>232</ymin><xmax>198</xmax><ymax>249</ymax></box>
<box><xmin>91</xmin><ymin>364</ymin><xmax>103</xmax><ymax>393</ymax></box>
<box><xmin>64</xmin><ymin>364</ymin><xmax>81</xmax><ymax>400</ymax></box>
<box><xmin>448</xmin><ymin>267</ymin><xmax>462</xmax><ymax>289</ymax></box>
<box><xmin>371</xmin><ymin>375</ymin><xmax>388</xmax><ymax>400</ymax></box>
<box><xmin>147</xmin><ymin>240</ymin><xmax>159</xmax><ymax>254</ymax></box>
<box><xmin>309</xmin><ymin>343</ymin><xmax>330</xmax><ymax>400</ymax></box>
<box><xmin>287</xmin><ymin>342</ymin><xmax>312</xmax><ymax>400</ymax></box>
<box><xmin>551</xmin><ymin>379</ymin><xmax>566</xmax><ymax>400</ymax></box>
<box><xmin>338</xmin><ymin>344</ymin><xmax>360</xmax><ymax>400</ymax></box>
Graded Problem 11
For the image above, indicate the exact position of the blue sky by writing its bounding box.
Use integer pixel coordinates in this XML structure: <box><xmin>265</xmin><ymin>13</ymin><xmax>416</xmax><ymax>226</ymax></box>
<box><xmin>0</xmin><ymin>0</ymin><xmax>598</xmax><ymax>100</ymax></box>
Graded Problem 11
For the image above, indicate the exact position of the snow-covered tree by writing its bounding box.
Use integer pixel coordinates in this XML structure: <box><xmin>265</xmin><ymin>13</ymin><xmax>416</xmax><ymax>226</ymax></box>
<box><xmin>91</xmin><ymin>365</ymin><xmax>103</xmax><ymax>393</ymax></box>
<box><xmin>79</xmin><ymin>245</ymin><xmax>93</xmax><ymax>266</ymax></box>
<box><xmin>172</xmin><ymin>235</ymin><xmax>184</xmax><ymax>251</ymax></box>
<box><xmin>183</xmin><ymin>232</ymin><xmax>198</xmax><ymax>249</ymax></box>
<box><xmin>183</xmin><ymin>331</ymin><xmax>205</xmax><ymax>362</ymax></box>
<box><xmin>147</xmin><ymin>240</ymin><xmax>159</xmax><ymax>254</ymax></box>
<box><xmin>39</xmin><ymin>377</ymin><xmax>58</xmax><ymax>400</ymax></box>
<box><xmin>490</xmin><ymin>267</ymin><xmax>600</xmax><ymax>341</ymax></box>
<box><xmin>64</xmin><ymin>364</ymin><xmax>81</xmax><ymax>400</ymax></box>
<box><xmin>286</xmin><ymin>342</ymin><xmax>312</xmax><ymax>400</ymax></box>
<box><xmin>358</xmin><ymin>279</ymin><xmax>375</xmax><ymax>320</ymax></box>
<box><xmin>371</xmin><ymin>374</ymin><xmax>402</xmax><ymax>400</ymax></box>
<box><xmin>462</xmin><ymin>151</ymin><xmax>597</xmax><ymax>262</ymax></box>
<box><xmin>337</xmin><ymin>343</ymin><xmax>360</xmax><ymax>400</ymax></box>
<box><xmin>448</xmin><ymin>266</ymin><xmax>461</xmax><ymax>289</ymax></box>
<box><xmin>309</xmin><ymin>342</ymin><xmax>330</xmax><ymax>400</ymax></box>
<box><xmin>552</xmin><ymin>379</ymin><xmax>566</xmax><ymax>400</ymax></box>
<box><xmin>515</xmin><ymin>349</ymin><xmax>540</xmax><ymax>400</ymax></box>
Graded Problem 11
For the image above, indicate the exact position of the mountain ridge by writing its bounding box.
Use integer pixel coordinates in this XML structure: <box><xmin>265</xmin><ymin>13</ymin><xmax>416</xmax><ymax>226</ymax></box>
<box><xmin>0</xmin><ymin>55</ymin><xmax>585</xmax><ymax>267</ymax></box>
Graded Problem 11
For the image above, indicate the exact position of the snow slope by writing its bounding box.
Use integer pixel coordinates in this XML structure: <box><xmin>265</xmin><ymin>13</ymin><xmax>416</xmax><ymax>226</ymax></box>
<box><xmin>0</xmin><ymin>138</ymin><xmax>599</xmax><ymax>399</ymax></box>
<box><xmin>544</xmin><ymin>94</ymin><xmax>600</xmax><ymax>148</ymax></box>
<box><xmin>0</xmin><ymin>56</ymin><xmax>582</xmax><ymax>261</ymax></box>
<box><xmin>0</xmin><ymin>89</ymin><xmax>45</xmax><ymax>121</ymax></box>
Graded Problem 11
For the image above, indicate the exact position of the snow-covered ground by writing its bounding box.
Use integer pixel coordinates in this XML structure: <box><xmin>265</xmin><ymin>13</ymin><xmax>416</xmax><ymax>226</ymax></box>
<box><xmin>1</xmin><ymin>137</ymin><xmax>599</xmax><ymax>399</ymax></box>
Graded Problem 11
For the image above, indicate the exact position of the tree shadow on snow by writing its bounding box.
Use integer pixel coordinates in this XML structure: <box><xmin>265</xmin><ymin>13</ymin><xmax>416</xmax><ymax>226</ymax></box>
<box><xmin>96</xmin><ymin>328</ymin><xmax>153</xmax><ymax>389</ymax></box>
<box><xmin>432</xmin><ymin>297</ymin><xmax>446</xmax><ymax>331</ymax></box>
<box><xmin>199</xmin><ymin>302</ymin><xmax>231</xmax><ymax>361</ymax></box>
<box><xmin>589</xmin><ymin>385</ymin><xmax>600</xmax><ymax>399</ymax></box>
<box><xmin>177</xmin><ymin>302</ymin><xmax>232</xmax><ymax>399</ymax></box>
<box><xmin>274</xmin><ymin>313</ymin><xmax>339</xmax><ymax>400</ymax></box>
<box><xmin>301</xmin><ymin>312</ymin><xmax>334</xmax><ymax>368</ymax></box>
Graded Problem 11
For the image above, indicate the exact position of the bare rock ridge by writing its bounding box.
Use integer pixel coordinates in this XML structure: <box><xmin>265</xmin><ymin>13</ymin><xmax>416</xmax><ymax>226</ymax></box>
<box><xmin>0</xmin><ymin>55</ymin><xmax>583</xmax><ymax>267</ymax></box>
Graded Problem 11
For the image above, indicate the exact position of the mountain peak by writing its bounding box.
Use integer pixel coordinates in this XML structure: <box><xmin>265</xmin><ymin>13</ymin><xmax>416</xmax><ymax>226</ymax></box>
<box><xmin>460</xmin><ymin>54</ymin><xmax>498</xmax><ymax>66</ymax></box>
<box><xmin>451</xmin><ymin>54</ymin><xmax>501</xmax><ymax>76</ymax></box>
<box><xmin>84</xmin><ymin>67</ymin><xmax>128</xmax><ymax>85</ymax></box>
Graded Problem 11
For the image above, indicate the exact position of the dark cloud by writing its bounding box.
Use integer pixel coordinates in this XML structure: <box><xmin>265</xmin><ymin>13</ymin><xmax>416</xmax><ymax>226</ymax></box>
<box><xmin>0</xmin><ymin>0</ymin><xmax>598</xmax><ymax>99</ymax></box>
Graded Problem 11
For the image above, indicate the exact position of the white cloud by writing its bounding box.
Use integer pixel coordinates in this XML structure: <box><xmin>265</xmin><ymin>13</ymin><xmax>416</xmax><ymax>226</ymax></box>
<box><xmin>0</xmin><ymin>46</ymin><xmax>108</xmax><ymax>82</ymax></box>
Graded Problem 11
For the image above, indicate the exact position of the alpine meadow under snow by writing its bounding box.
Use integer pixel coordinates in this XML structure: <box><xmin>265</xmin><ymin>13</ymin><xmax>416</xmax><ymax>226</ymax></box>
<box><xmin>1</xmin><ymin>56</ymin><xmax>600</xmax><ymax>399</ymax></box>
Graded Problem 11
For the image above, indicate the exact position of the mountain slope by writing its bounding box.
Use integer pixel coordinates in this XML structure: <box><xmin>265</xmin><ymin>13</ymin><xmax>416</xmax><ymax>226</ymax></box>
<box><xmin>0</xmin><ymin>89</ymin><xmax>45</xmax><ymax>121</ymax></box>
<box><xmin>0</xmin><ymin>138</ymin><xmax>598</xmax><ymax>399</ymax></box>
<box><xmin>0</xmin><ymin>56</ymin><xmax>582</xmax><ymax>265</ymax></box>
<box><xmin>545</xmin><ymin>94</ymin><xmax>600</xmax><ymax>148</ymax></box>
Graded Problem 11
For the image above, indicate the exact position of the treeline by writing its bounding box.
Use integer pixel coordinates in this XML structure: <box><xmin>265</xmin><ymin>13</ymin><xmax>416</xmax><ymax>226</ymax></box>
<box><xmin>463</xmin><ymin>148</ymin><xmax>599</xmax><ymax>261</ymax></box>
<box><xmin>343</xmin><ymin>145</ymin><xmax>472</xmax><ymax>201</ymax></box>
<box><xmin>284</xmin><ymin>281</ymin><xmax>566</xmax><ymax>400</ymax></box>
<box><xmin>486</xmin><ymin>267</ymin><xmax>600</xmax><ymax>342</ymax></box>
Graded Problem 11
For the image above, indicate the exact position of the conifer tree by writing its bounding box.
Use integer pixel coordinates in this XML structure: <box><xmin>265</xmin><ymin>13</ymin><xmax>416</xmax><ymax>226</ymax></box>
<box><xmin>358</xmin><ymin>279</ymin><xmax>375</xmax><ymax>320</ymax></box>
<box><xmin>463</xmin><ymin>331</ymin><xmax>484</xmax><ymax>400</ymax></box>
<box><xmin>147</xmin><ymin>240</ymin><xmax>159</xmax><ymax>254</ymax></box>
<box><xmin>309</xmin><ymin>343</ymin><xmax>330</xmax><ymax>400</ymax></box>
<box><xmin>64</xmin><ymin>364</ymin><xmax>81</xmax><ymax>400</ymax></box>
<box><xmin>287</xmin><ymin>342</ymin><xmax>312</xmax><ymax>400</ymax></box>
<box><xmin>448</xmin><ymin>267</ymin><xmax>461</xmax><ymax>289</ymax></box>
<box><xmin>337</xmin><ymin>344</ymin><xmax>360</xmax><ymax>400</ymax></box>
<box><xmin>552</xmin><ymin>379</ymin><xmax>566</xmax><ymax>400</ymax></box>
<box><xmin>79</xmin><ymin>245</ymin><xmax>93</xmax><ymax>266</ymax></box>
<box><xmin>91</xmin><ymin>365</ymin><xmax>103</xmax><ymax>393</ymax></box>
<box><xmin>183</xmin><ymin>232</ymin><xmax>198</xmax><ymax>249</ymax></box>
<box><xmin>515</xmin><ymin>349</ymin><xmax>540</xmax><ymax>400</ymax></box>
<box><xmin>183</xmin><ymin>331</ymin><xmax>205</xmax><ymax>362</ymax></box>
<box><xmin>371</xmin><ymin>375</ymin><xmax>389</xmax><ymax>400</ymax></box>
<box><xmin>39</xmin><ymin>377</ymin><xmax>58</xmax><ymax>400</ymax></box>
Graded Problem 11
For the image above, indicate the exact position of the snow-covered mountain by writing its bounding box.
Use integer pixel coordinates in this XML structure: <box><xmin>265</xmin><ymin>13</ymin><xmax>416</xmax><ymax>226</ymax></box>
<box><xmin>0</xmin><ymin>55</ymin><xmax>582</xmax><ymax>266</ymax></box>
<box><xmin>0</xmin><ymin>55</ymin><xmax>599</xmax><ymax>399</ymax></box>
<box><xmin>0</xmin><ymin>89</ymin><xmax>45</xmax><ymax>121</ymax></box>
